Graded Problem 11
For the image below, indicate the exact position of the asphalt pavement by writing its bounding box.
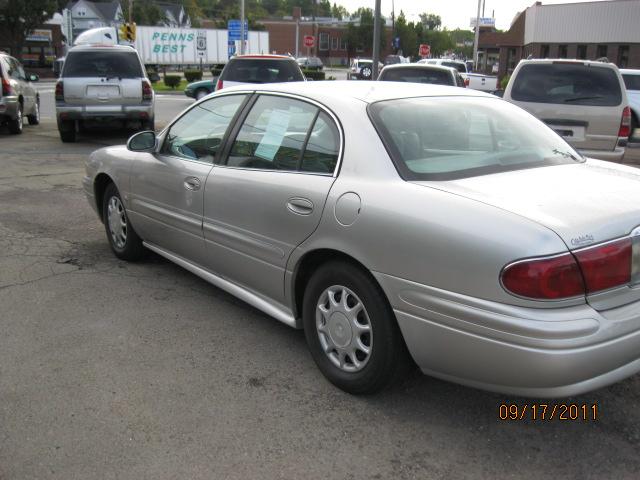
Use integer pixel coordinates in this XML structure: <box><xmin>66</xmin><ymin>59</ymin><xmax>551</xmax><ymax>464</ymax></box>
<box><xmin>0</xmin><ymin>85</ymin><xmax>639</xmax><ymax>480</ymax></box>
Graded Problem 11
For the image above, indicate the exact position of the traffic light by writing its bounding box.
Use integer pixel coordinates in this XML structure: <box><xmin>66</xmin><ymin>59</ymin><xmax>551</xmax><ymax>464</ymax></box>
<box><xmin>119</xmin><ymin>22</ymin><xmax>136</xmax><ymax>42</ymax></box>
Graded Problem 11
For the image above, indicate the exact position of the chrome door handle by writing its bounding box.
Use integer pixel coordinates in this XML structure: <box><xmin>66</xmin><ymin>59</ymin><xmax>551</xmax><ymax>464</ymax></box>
<box><xmin>287</xmin><ymin>197</ymin><xmax>314</xmax><ymax>215</ymax></box>
<box><xmin>184</xmin><ymin>177</ymin><xmax>201</xmax><ymax>191</ymax></box>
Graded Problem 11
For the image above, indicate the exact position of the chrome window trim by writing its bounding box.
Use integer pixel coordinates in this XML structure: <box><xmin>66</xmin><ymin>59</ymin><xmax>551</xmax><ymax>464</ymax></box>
<box><xmin>214</xmin><ymin>90</ymin><xmax>345</xmax><ymax>178</ymax></box>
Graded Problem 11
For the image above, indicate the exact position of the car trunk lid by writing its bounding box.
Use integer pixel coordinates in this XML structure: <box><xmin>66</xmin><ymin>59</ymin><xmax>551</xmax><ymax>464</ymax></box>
<box><xmin>414</xmin><ymin>161</ymin><xmax>640</xmax><ymax>309</ymax></box>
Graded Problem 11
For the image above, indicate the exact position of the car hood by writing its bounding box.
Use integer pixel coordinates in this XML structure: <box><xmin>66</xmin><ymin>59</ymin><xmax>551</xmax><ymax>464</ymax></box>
<box><xmin>186</xmin><ymin>79</ymin><xmax>213</xmax><ymax>89</ymax></box>
<box><xmin>414</xmin><ymin>160</ymin><xmax>640</xmax><ymax>249</ymax></box>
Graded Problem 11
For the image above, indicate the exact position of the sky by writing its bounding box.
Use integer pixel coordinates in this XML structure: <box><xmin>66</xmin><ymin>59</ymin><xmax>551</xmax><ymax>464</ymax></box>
<box><xmin>336</xmin><ymin>0</ymin><xmax>611</xmax><ymax>31</ymax></box>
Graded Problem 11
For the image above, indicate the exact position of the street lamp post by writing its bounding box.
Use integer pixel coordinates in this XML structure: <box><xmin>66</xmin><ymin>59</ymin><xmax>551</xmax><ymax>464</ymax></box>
<box><xmin>372</xmin><ymin>0</ymin><xmax>381</xmax><ymax>79</ymax></box>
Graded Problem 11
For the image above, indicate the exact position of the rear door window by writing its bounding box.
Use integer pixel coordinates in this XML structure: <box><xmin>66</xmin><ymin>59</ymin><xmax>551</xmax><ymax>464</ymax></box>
<box><xmin>623</xmin><ymin>74</ymin><xmax>640</xmax><ymax>90</ymax></box>
<box><xmin>441</xmin><ymin>61</ymin><xmax>466</xmax><ymax>73</ymax></box>
<box><xmin>511</xmin><ymin>63</ymin><xmax>622</xmax><ymax>106</ymax></box>
<box><xmin>223</xmin><ymin>59</ymin><xmax>304</xmax><ymax>83</ymax></box>
<box><xmin>380</xmin><ymin>67</ymin><xmax>453</xmax><ymax>85</ymax></box>
<box><xmin>63</xmin><ymin>51</ymin><xmax>143</xmax><ymax>78</ymax></box>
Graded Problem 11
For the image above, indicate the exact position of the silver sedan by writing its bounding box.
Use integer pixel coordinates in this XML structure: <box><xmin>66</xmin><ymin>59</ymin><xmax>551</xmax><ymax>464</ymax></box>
<box><xmin>83</xmin><ymin>81</ymin><xmax>640</xmax><ymax>397</ymax></box>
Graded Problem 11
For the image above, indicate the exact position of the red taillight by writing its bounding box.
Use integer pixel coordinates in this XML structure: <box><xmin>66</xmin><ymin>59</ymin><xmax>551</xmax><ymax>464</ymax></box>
<box><xmin>2</xmin><ymin>77</ymin><xmax>14</xmax><ymax>96</ymax></box>
<box><xmin>216</xmin><ymin>78</ymin><xmax>223</xmax><ymax>90</ymax></box>
<box><xmin>501</xmin><ymin>253</ymin><xmax>585</xmax><ymax>300</ymax></box>
<box><xmin>574</xmin><ymin>238</ymin><xmax>631</xmax><ymax>293</ymax></box>
<box><xmin>55</xmin><ymin>81</ymin><xmax>64</xmax><ymax>101</ymax></box>
<box><xmin>142</xmin><ymin>79</ymin><xmax>152</xmax><ymax>101</ymax></box>
<box><xmin>464</xmin><ymin>77</ymin><xmax>470</xmax><ymax>87</ymax></box>
<box><xmin>619</xmin><ymin>106</ymin><xmax>631</xmax><ymax>138</ymax></box>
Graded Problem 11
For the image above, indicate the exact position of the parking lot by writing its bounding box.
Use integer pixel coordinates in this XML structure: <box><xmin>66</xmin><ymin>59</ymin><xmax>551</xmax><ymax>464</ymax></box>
<box><xmin>0</xmin><ymin>82</ymin><xmax>639</xmax><ymax>479</ymax></box>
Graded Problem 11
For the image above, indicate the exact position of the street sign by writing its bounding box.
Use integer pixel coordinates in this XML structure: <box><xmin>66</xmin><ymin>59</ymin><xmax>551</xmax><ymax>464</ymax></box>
<box><xmin>228</xmin><ymin>40</ymin><xmax>236</xmax><ymax>57</ymax></box>
<box><xmin>303</xmin><ymin>35</ymin><xmax>315</xmax><ymax>48</ymax></box>
<box><xmin>196</xmin><ymin>30</ymin><xmax>207</xmax><ymax>57</ymax></box>
<box><xmin>228</xmin><ymin>19</ymin><xmax>248</xmax><ymax>41</ymax></box>
<box><xmin>393</xmin><ymin>36</ymin><xmax>400</xmax><ymax>49</ymax></box>
<box><xmin>419</xmin><ymin>44</ymin><xmax>431</xmax><ymax>57</ymax></box>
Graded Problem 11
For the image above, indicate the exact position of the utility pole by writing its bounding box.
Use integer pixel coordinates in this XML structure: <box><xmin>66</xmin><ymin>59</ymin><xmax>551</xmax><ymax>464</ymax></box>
<box><xmin>240</xmin><ymin>0</ymin><xmax>245</xmax><ymax>55</ymax></box>
<box><xmin>372</xmin><ymin>0</ymin><xmax>381</xmax><ymax>79</ymax></box>
<box><xmin>472</xmin><ymin>0</ymin><xmax>481</xmax><ymax>70</ymax></box>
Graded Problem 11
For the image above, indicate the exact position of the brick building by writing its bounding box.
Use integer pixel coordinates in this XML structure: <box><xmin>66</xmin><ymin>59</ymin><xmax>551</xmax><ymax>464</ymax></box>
<box><xmin>261</xmin><ymin>18</ymin><xmax>392</xmax><ymax>66</ymax></box>
<box><xmin>477</xmin><ymin>0</ymin><xmax>640</xmax><ymax>80</ymax></box>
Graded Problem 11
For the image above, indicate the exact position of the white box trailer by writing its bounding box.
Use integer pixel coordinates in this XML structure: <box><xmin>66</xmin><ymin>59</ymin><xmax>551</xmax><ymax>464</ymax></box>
<box><xmin>134</xmin><ymin>26</ymin><xmax>270</xmax><ymax>65</ymax></box>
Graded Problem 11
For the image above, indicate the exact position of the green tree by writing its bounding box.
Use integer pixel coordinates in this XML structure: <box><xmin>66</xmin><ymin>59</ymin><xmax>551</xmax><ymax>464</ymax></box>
<box><xmin>394</xmin><ymin>11</ymin><xmax>417</xmax><ymax>57</ymax></box>
<box><xmin>130</xmin><ymin>0</ymin><xmax>163</xmax><ymax>25</ymax></box>
<box><xmin>419</xmin><ymin>13</ymin><xmax>441</xmax><ymax>31</ymax></box>
<box><xmin>0</xmin><ymin>0</ymin><xmax>56</xmax><ymax>56</ymax></box>
<box><xmin>331</xmin><ymin>3</ymin><xmax>348</xmax><ymax>20</ymax></box>
<box><xmin>346</xmin><ymin>8</ymin><xmax>385</xmax><ymax>60</ymax></box>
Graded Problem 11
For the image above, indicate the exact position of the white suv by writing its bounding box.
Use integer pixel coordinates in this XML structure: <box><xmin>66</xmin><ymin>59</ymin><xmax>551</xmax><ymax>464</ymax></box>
<box><xmin>55</xmin><ymin>44</ymin><xmax>154</xmax><ymax>143</ymax></box>
<box><xmin>504</xmin><ymin>59</ymin><xmax>630</xmax><ymax>162</ymax></box>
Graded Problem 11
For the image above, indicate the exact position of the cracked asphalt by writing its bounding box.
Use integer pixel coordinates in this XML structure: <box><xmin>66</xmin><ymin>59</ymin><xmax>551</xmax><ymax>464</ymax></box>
<box><xmin>1</xmin><ymin>99</ymin><xmax>640</xmax><ymax>480</ymax></box>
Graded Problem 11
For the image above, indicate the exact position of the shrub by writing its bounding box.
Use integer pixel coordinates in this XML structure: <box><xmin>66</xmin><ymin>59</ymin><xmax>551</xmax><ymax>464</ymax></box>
<box><xmin>302</xmin><ymin>69</ymin><xmax>325</xmax><ymax>81</ymax></box>
<box><xmin>184</xmin><ymin>69</ymin><xmax>203</xmax><ymax>82</ymax></box>
<box><xmin>500</xmin><ymin>74</ymin><xmax>511</xmax><ymax>90</ymax></box>
<box><xmin>164</xmin><ymin>74</ymin><xmax>182</xmax><ymax>89</ymax></box>
<box><xmin>211</xmin><ymin>68</ymin><xmax>223</xmax><ymax>77</ymax></box>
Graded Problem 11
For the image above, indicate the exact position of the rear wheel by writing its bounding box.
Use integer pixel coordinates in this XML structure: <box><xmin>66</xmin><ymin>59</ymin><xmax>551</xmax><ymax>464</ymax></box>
<box><xmin>59</xmin><ymin>120</ymin><xmax>76</xmax><ymax>143</ymax></box>
<box><xmin>144</xmin><ymin>119</ymin><xmax>155</xmax><ymax>131</ymax></box>
<box><xmin>7</xmin><ymin>104</ymin><xmax>23</xmax><ymax>134</ymax></box>
<box><xmin>102</xmin><ymin>183</ymin><xmax>144</xmax><ymax>261</ymax></box>
<box><xmin>27</xmin><ymin>98</ymin><xmax>40</xmax><ymax>125</ymax></box>
<box><xmin>302</xmin><ymin>261</ymin><xmax>411</xmax><ymax>394</ymax></box>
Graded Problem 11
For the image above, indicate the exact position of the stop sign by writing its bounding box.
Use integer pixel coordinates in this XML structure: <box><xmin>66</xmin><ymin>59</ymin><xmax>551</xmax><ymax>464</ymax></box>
<box><xmin>304</xmin><ymin>35</ymin><xmax>315</xmax><ymax>48</ymax></box>
<box><xmin>419</xmin><ymin>44</ymin><xmax>431</xmax><ymax>57</ymax></box>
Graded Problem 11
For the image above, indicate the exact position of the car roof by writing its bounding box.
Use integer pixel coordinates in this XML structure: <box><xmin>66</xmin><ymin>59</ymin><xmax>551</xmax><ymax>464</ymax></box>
<box><xmin>620</xmin><ymin>69</ymin><xmax>640</xmax><ymax>75</ymax></box>
<box><xmin>517</xmin><ymin>58</ymin><xmax>619</xmax><ymax>69</ymax></box>
<box><xmin>219</xmin><ymin>80</ymin><xmax>491</xmax><ymax>104</ymax></box>
<box><xmin>231</xmin><ymin>54</ymin><xmax>294</xmax><ymax>60</ymax></box>
<box><xmin>382</xmin><ymin>64</ymin><xmax>456</xmax><ymax>73</ymax></box>
<box><xmin>68</xmin><ymin>44</ymin><xmax>137</xmax><ymax>53</ymax></box>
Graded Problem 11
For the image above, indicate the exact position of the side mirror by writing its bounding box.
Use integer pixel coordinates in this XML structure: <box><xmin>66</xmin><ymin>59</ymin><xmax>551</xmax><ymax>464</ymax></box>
<box><xmin>127</xmin><ymin>131</ymin><xmax>157</xmax><ymax>152</ymax></box>
<box><xmin>29</xmin><ymin>74</ymin><xmax>39</xmax><ymax>82</ymax></box>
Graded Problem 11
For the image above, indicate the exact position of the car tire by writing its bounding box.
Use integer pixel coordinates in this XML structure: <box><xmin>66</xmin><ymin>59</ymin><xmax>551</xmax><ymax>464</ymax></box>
<box><xmin>27</xmin><ymin>98</ymin><xmax>40</xmax><ymax>125</ymax></box>
<box><xmin>144</xmin><ymin>119</ymin><xmax>155</xmax><ymax>131</ymax></box>
<box><xmin>195</xmin><ymin>88</ymin><xmax>208</xmax><ymax>100</ymax></box>
<box><xmin>302</xmin><ymin>261</ymin><xmax>411</xmax><ymax>394</ymax></box>
<box><xmin>102</xmin><ymin>182</ymin><xmax>144</xmax><ymax>261</ymax></box>
<box><xmin>59</xmin><ymin>120</ymin><xmax>76</xmax><ymax>143</ymax></box>
<box><xmin>7</xmin><ymin>103</ymin><xmax>23</xmax><ymax>134</ymax></box>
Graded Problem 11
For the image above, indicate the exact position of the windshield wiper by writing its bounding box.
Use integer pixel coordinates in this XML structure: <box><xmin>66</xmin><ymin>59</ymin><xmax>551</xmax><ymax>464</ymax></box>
<box><xmin>552</xmin><ymin>148</ymin><xmax>578</xmax><ymax>160</ymax></box>
<box><xmin>564</xmin><ymin>95</ymin><xmax>604</xmax><ymax>102</ymax></box>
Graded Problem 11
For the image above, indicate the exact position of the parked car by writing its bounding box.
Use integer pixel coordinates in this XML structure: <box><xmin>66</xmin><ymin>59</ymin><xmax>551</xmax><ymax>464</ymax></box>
<box><xmin>296</xmin><ymin>57</ymin><xmax>324</xmax><ymax>71</ymax></box>
<box><xmin>184</xmin><ymin>78</ymin><xmax>217</xmax><ymax>100</ymax></box>
<box><xmin>215</xmin><ymin>55</ymin><xmax>305</xmax><ymax>91</ymax></box>
<box><xmin>0</xmin><ymin>52</ymin><xmax>40</xmax><ymax>134</ymax></box>
<box><xmin>378</xmin><ymin>64</ymin><xmax>466</xmax><ymax>88</ymax></box>
<box><xmin>504</xmin><ymin>59</ymin><xmax>630</xmax><ymax>162</ymax></box>
<box><xmin>347</xmin><ymin>59</ymin><xmax>383</xmax><ymax>80</ymax></box>
<box><xmin>55</xmin><ymin>44</ymin><xmax>154</xmax><ymax>143</ymax></box>
<box><xmin>383</xmin><ymin>55</ymin><xmax>410</xmax><ymax>66</ymax></box>
<box><xmin>620</xmin><ymin>68</ymin><xmax>640</xmax><ymax>141</ymax></box>
<box><xmin>85</xmin><ymin>81</ymin><xmax>640</xmax><ymax>397</ymax></box>
<box><xmin>418</xmin><ymin>58</ymin><xmax>498</xmax><ymax>91</ymax></box>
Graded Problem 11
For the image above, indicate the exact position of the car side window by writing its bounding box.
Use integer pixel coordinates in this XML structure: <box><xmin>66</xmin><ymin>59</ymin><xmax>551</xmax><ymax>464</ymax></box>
<box><xmin>300</xmin><ymin>112</ymin><xmax>340</xmax><ymax>173</ymax></box>
<box><xmin>162</xmin><ymin>94</ymin><xmax>247</xmax><ymax>163</ymax></box>
<box><xmin>226</xmin><ymin>95</ymin><xmax>318</xmax><ymax>171</ymax></box>
<box><xmin>10</xmin><ymin>58</ymin><xmax>25</xmax><ymax>80</ymax></box>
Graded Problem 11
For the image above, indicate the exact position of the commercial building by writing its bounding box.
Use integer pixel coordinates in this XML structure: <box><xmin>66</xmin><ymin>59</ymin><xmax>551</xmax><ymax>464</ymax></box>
<box><xmin>477</xmin><ymin>0</ymin><xmax>640</xmax><ymax>79</ymax></box>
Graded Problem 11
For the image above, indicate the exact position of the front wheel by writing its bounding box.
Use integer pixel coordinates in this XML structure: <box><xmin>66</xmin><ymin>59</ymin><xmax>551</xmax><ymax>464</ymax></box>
<box><xmin>302</xmin><ymin>261</ymin><xmax>410</xmax><ymax>394</ymax></box>
<box><xmin>102</xmin><ymin>183</ymin><xmax>144</xmax><ymax>261</ymax></box>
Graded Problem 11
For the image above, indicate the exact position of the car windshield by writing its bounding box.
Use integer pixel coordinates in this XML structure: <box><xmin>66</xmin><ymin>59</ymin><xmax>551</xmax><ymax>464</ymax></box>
<box><xmin>623</xmin><ymin>74</ymin><xmax>640</xmax><ymax>91</ymax></box>
<box><xmin>224</xmin><ymin>59</ymin><xmax>304</xmax><ymax>83</ymax></box>
<box><xmin>511</xmin><ymin>63</ymin><xmax>622</xmax><ymax>106</ymax></box>
<box><xmin>63</xmin><ymin>50</ymin><xmax>143</xmax><ymax>78</ymax></box>
<box><xmin>369</xmin><ymin>96</ymin><xmax>584</xmax><ymax>181</ymax></box>
<box><xmin>380</xmin><ymin>68</ymin><xmax>453</xmax><ymax>85</ymax></box>
<box><xmin>440</xmin><ymin>61</ymin><xmax>466</xmax><ymax>73</ymax></box>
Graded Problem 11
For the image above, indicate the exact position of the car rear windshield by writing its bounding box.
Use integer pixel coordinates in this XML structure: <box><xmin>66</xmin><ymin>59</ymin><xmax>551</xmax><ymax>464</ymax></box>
<box><xmin>369</xmin><ymin>96</ymin><xmax>583</xmax><ymax>181</ymax></box>
<box><xmin>380</xmin><ymin>68</ymin><xmax>453</xmax><ymax>86</ymax></box>
<box><xmin>623</xmin><ymin>74</ymin><xmax>640</xmax><ymax>91</ymax></box>
<box><xmin>511</xmin><ymin>63</ymin><xmax>622</xmax><ymax>106</ymax></box>
<box><xmin>63</xmin><ymin>50</ymin><xmax>143</xmax><ymax>78</ymax></box>
<box><xmin>223</xmin><ymin>59</ymin><xmax>304</xmax><ymax>83</ymax></box>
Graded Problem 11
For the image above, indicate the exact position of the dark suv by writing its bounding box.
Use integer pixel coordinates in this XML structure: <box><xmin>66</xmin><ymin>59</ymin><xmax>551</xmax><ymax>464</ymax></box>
<box><xmin>0</xmin><ymin>53</ymin><xmax>40</xmax><ymax>134</ymax></box>
<box><xmin>215</xmin><ymin>55</ymin><xmax>305</xmax><ymax>91</ymax></box>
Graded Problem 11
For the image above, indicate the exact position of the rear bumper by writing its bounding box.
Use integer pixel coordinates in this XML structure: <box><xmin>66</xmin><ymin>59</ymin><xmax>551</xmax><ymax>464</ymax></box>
<box><xmin>56</xmin><ymin>103</ymin><xmax>154</xmax><ymax>123</ymax></box>
<box><xmin>0</xmin><ymin>96</ymin><xmax>20</xmax><ymax>119</ymax></box>
<box><xmin>375</xmin><ymin>272</ymin><xmax>640</xmax><ymax>397</ymax></box>
<box><xmin>579</xmin><ymin>146</ymin><xmax>626</xmax><ymax>162</ymax></box>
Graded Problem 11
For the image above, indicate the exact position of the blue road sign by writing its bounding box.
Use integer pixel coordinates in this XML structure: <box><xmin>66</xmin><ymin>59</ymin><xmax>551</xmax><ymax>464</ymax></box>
<box><xmin>228</xmin><ymin>19</ymin><xmax>248</xmax><ymax>41</ymax></box>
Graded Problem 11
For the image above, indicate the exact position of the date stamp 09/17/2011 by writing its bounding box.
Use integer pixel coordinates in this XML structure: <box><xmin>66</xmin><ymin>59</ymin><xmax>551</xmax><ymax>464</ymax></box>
<box><xmin>499</xmin><ymin>403</ymin><xmax>598</xmax><ymax>421</ymax></box>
